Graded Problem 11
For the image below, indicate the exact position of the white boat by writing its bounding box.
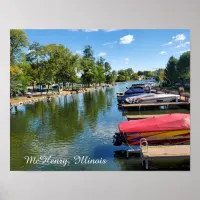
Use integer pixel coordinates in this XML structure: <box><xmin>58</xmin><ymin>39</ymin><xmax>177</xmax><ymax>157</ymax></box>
<box><xmin>125</xmin><ymin>93</ymin><xmax>180</xmax><ymax>104</ymax></box>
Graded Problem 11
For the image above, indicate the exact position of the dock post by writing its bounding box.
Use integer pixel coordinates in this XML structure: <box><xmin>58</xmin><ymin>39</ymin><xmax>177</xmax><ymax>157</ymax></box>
<box><xmin>176</xmin><ymin>96</ymin><xmax>178</xmax><ymax>103</ymax></box>
<box><xmin>145</xmin><ymin>160</ymin><xmax>149</xmax><ymax>170</ymax></box>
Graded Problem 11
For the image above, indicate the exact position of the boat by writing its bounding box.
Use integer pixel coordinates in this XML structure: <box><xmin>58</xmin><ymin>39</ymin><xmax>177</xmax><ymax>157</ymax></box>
<box><xmin>124</xmin><ymin>87</ymin><xmax>145</xmax><ymax>95</ymax></box>
<box><xmin>113</xmin><ymin>113</ymin><xmax>190</xmax><ymax>146</ymax></box>
<box><xmin>125</xmin><ymin>93</ymin><xmax>180</xmax><ymax>104</ymax></box>
<box><xmin>118</xmin><ymin>93</ymin><xmax>145</xmax><ymax>104</ymax></box>
<box><xmin>129</xmin><ymin>83</ymin><xmax>146</xmax><ymax>89</ymax></box>
<box><xmin>117</xmin><ymin>86</ymin><xmax>147</xmax><ymax>104</ymax></box>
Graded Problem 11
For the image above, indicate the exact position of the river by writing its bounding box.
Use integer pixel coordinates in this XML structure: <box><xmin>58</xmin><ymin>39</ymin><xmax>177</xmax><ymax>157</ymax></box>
<box><xmin>10</xmin><ymin>81</ymin><xmax>190</xmax><ymax>171</ymax></box>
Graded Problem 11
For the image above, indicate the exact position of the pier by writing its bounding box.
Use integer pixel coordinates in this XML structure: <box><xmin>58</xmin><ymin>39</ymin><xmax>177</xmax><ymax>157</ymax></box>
<box><xmin>141</xmin><ymin>145</ymin><xmax>190</xmax><ymax>170</ymax></box>
<box><xmin>140</xmin><ymin>139</ymin><xmax>190</xmax><ymax>170</ymax></box>
<box><xmin>120</xmin><ymin>102</ymin><xmax>190</xmax><ymax>111</ymax></box>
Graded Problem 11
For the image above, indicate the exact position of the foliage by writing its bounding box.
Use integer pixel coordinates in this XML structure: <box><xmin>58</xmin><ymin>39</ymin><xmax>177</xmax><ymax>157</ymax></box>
<box><xmin>10</xmin><ymin>29</ymin><xmax>190</xmax><ymax>98</ymax></box>
<box><xmin>132</xmin><ymin>73</ymin><xmax>138</xmax><ymax>80</ymax></box>
<box><xmin>177</xmin><ymin>51</ymin><xmax>190</xmax><ymax>85</ymax></box>
<box><xmin>126</xmin><ymin>68</ymin><xmax>134</xmax><ymax>77</ymax></box>
<box><xmin>26</xmin><ymin>42</ymin><xmax>47</xmax><ymax>88</ymax></box>
<box><xmin>155</xmin><ymin>75</ymin><xmax>161</xmax><ymax>82</ymax></box>
<box><xmin>83</xmin><ymin>45</ymin><xmax>95</xmax><ymax>61</ymax></box>
<box><xmin>10</xmin><ymin>29</ymin><xmax>29</xmax><ymax>66</ymax></box>
<box><xmin>137</xmin><ymin>71</ymin><xmax>143</xmax><ymax>76</ymax></box>
<box><xmin>164</xmin><ymin>56</ymin><xmax>178</xmax><ymax>85</ymax></box>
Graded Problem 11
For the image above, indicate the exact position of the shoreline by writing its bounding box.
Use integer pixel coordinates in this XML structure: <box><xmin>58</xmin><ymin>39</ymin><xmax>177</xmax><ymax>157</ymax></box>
<box><xmin>10</xmin><ymin>85</ymin><xmax>116</xmax><ymax>107</ymax></box>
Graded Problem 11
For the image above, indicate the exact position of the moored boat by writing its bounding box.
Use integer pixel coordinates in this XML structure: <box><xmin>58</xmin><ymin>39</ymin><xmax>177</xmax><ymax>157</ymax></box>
<box><xmin>113</xmin><ymin>113</ymin><xmax>190</xmax><ymax>146</ymax></box>
<box><xmin>125</xmin><ymin>93</ymin><xmax>180</xmax><ymax>104</ymax></box>
<box><xmin>125</xmin><ymin>87</ymin><xmax>145</xmax><ymax>95</ymax></box>
<box><xmin>118</xmin><ymin>93</ymin><xmax>145</xmax><ymax>104</ymax></box>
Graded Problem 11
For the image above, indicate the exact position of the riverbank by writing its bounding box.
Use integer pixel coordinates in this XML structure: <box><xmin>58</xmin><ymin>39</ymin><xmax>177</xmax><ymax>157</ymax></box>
<box><xmin>10</xmin><ymin>85</ymin><xmax>116</xmax><ymax>107</ymax></box>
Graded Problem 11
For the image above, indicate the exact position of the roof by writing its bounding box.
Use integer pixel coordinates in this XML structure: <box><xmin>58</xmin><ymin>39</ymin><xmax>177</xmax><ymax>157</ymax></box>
<box><xmin>118</xmin><ymin>113</ymin><xmax>190</xmax><ymax>134</ymax></box>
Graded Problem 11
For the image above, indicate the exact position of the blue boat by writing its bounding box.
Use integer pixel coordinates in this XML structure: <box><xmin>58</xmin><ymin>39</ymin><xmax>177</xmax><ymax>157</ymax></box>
<box><xmin>125</xmin><ymin>87</ymin><xmax>145</xmax><ymax>95</ymax></box>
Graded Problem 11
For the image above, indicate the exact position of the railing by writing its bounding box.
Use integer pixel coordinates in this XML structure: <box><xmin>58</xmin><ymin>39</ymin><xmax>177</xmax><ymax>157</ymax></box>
<box><xmin>140</xmin><ymin>138</ymin><xmax>148</xmax><ymax>153</ymax></box>
<box><xmin>151</xmin><ymin>87</ymin><xmax>190</xmax><ymax>102</ymax></box>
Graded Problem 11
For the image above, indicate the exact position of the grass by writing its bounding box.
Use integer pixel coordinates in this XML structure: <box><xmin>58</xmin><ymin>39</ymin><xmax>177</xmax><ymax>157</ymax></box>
<box><xmin>14</xmin><ymin>97</ymin><xmax>20</xmax><ymax>100</ymax></box>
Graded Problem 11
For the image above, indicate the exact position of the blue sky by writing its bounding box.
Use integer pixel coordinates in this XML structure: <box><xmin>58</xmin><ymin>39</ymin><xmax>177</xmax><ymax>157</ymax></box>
<box><xmin>24</xmin><ymin>29</ymin><xmax>190</xmax><ymax>72</ymax></box>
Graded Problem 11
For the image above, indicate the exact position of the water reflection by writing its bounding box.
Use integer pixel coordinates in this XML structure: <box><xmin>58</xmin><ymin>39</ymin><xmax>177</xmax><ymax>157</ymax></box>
<box><xmin>10</xmin><ymin>83</ymin><xmax>190</xmax><ymax>171</ymax></box>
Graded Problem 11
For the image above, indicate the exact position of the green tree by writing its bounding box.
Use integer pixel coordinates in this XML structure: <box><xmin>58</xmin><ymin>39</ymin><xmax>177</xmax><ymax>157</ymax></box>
<box><xmin>81</xmin><ymin>58</ymin><xmax>96</xmax><ymax>87</ymax></box>
<box><xmin>26</xmin><ymin>42</ymin><xmax>47</xmax><ymax>91</ymax></box>
<box><xmin>83</xmin><ymin>45</ymin><xmax>95</xmax><ymax>61</ymax></box>
<box><xmin>10</xmin><ymin>66</ymin><xmax>22</xmax><ymax>97</ymax></box>
<box><xmin>155</xmin><ymin>75</ymin><xmax>161</xmax><ymax>82</ymax></box>
<box><xmin>126</xmin><ymin>68</ymin><xmax>134</xmax><ymax>77</ymax></box>
<box><xmin>68</xmin><ymin>54</ymin><xmax>81</xmax><ymax>89</ymax></box>
<box><xmin>111</xmin><ymin>70</ymin><xmax>118</xmax><ymax>83</ymax></box>
<box><xmin>44</xmin><ymin>44</ymin><xmax>75</xmax><ymax>91</ymax></box>
<box><xmin>104</xmin><ymin>62</ymin><xmax>111</xmax><ymax>75</ymax></box>
<box><xmin>164</xmin><ymin>56</ymin><xmax>178</xmax><ymax>85</ymax></box>
<box><xmin>132</xmin><ymin>73</ymin><xmax>138</xmax><ymax>80</ymax></box>
<box><xmin>117</xmin><ymin>70</ymin><xmax>126</xmax><ymax>82</ymax></box>
<box><xmin>10</xmin><ymin>29</ymin><xmax>29</xmax><ymax>66</ymax></box>
<box><xmin>177</xmin><ymin>51</ymin><xmax>190</xmax><ymax>85</ymax></box>
<box><xmin>95</xmin><ymin>65</ymin><xmax>106</xmax><ymax>85</ymax></box>
<box><xmin>138</xmin><ymin>71</ymin><xmax>143</xmax><ymax>76</ymax></box>
<box><xmin>96</xmin><ymin>57</ymin><xmax>105</xmax><ymax>67</ymax></box>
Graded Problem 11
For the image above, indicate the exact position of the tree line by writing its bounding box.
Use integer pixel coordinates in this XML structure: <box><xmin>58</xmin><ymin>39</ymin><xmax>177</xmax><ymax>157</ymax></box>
<box><xmin>164</xmin><ymin>52</ymin><xmax>190</xmax><ymax>86</ymax></box>
<box><xmin>10</xmin><ymin>29</ymin><xmax>119</xmax><ymax>97</ymax></box>
<box><xmin>10</xmin><ymin>29</ymin><xmax>190</xmax><ymax>97</ymax></box>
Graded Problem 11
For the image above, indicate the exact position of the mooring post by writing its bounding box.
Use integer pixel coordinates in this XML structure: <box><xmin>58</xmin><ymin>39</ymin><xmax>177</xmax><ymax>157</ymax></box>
<box><xmin>145</xmin><ymin>160</ymin><xmax>149</xmax><ymax>170</ymax></box>
<box><xmin>176</xmin><ymin>96</ymin><xmax>178</xmax><ymax>103</ymax></box>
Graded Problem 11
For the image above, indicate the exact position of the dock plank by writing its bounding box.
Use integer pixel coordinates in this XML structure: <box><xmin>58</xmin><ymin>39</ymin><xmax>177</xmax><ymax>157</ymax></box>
<box><xmin>142</xmin><ymin>145</ymin><xmax>190</xmax><ymax>158</ymax></box>
<box><xmin>121</xmin><ymin>102</ymin><xmax>190</xmax><ymax>108</ymax></box>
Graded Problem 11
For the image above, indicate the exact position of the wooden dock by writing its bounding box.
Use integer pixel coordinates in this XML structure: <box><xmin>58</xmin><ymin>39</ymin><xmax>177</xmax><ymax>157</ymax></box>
<box><xmin>140</xmin><ymin>144</ymin><xmax>190</xmax><ymax>170</ymax></box>
<box><xmin>120</xmin><ymin>102</ymin><xmax>190</xmax><ymax>110</ymax></box>
<box><xmin>126</xmin><ymin>114</ymin><xmax>166</xmax><ymax>120</ymax></box>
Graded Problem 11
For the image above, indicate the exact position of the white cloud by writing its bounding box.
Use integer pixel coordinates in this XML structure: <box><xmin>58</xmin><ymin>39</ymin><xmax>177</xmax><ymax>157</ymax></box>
<box><xmin>82</xmin><ymin>29</ymin><xmax>99</xmax><ymax>32</ymax></box>
<box><xmin>159</xmin><ymin>51</ymin><xmax>167</xmax><ymax>55</ymax></box>
<box><xmin>161</xmin><ymin>41</ymin><xmax>173</xmax><ymax>46</ymax></box>
<box><xmin>172</xmin><ymin>34</ymin><xmax>186</xmax><ymax>41</ymax></box>
<box><xmin>103</xmin><ymin>41</ymin><xmax>117</xmax><ymax>46</ymax></box>
<box><xmin>176</xmin><ymin>49</ymin><xmax>190</xmax><ymax>54</ymax></box>
<box><xmin>103</xmin><ymin>29</ymin><xmax>118</xmax><ymax>32</ymax></box>
<box><xmin>98</xmin><ymin>52</ymin><xmax>107</xmax><ymax>57</ymax></box>
<box><xmin>124</xmin><ymin>57</ymin><xmax>129</xmax><ymax>64</ymax></box>
<box><xmin>75</xmin><ymin>50</ymin><xmax>82</xmax><ymax>55</ymax></box>
<box><xmin>120</xmin><ymin>35</ymin><xmax>134</xmax><ymax>44</ymax></box>
<box><xmin>175</xmin><ymin>41</ymin><xmax>190</xmax><ymax>48</ymax></box>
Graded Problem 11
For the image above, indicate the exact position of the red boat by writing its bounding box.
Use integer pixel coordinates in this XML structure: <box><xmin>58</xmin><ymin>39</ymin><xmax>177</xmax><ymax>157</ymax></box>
<box><xmin>113</xmin><ymin>113</ymin><xmax>190</xmax><ymax>146</ymax></box>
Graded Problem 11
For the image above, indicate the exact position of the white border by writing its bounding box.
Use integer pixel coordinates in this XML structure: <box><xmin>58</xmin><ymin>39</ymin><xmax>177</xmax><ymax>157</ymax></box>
<box><xmin>0</xmin><ymin>0</ymin><xmax>199</xmax><ymax>199</ymax></box>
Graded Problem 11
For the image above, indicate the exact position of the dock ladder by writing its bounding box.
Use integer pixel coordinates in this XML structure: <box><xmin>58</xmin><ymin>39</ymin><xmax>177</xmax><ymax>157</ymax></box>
<box><xmin>140</xmin><ymin>138</ymin><xmax>149</xmax><ymax>169</ymax></box>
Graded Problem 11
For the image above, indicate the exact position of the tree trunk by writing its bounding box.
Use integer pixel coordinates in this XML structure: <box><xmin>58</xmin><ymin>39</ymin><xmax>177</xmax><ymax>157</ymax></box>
<box><xmin>40</xmin><ymin>84</ymin><xmax>42</xmax><ymax>96</ymax></box>
<box><xmin>47</xmin><ymin>84</ymin><xmax>49</xmax><ymax>93</ymax></box>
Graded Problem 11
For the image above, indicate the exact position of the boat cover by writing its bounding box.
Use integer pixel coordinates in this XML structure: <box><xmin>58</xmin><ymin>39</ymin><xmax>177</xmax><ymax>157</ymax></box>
<box><xmin>119</xmin><ymin>113</ymin><xmax>190</xmax><ymax>133</ymax></box>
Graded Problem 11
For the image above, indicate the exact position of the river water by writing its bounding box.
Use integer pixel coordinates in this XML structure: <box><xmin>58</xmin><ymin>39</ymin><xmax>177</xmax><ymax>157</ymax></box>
<box><xmin>10</xmin><ymin>82</ymin><xmax>190</xmax><ymax>171</ymax></box>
